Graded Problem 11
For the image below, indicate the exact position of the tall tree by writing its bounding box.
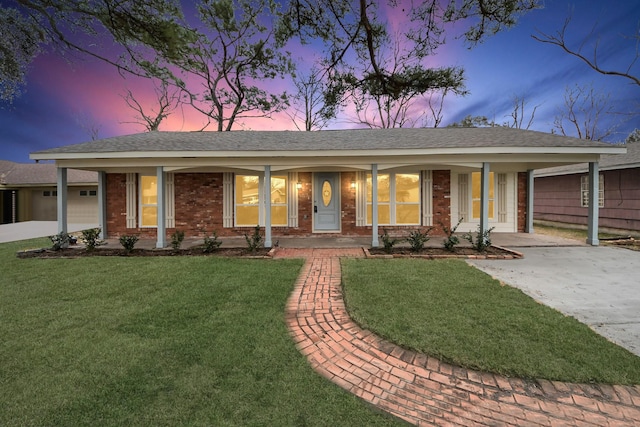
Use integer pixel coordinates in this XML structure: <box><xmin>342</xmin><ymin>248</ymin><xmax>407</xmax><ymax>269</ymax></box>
<box><xmin>282</xmin><ymin>0</ymin><xmax>540</xmax><ymax>119</ymax></box>
<box><xmin>552</xmin><ymin>83</ymin><xmax>617</xmax><ymax>141</ymax></box>
<box><xmin>121</xmin><ymin>80</ymin><xmax>182</xmax><ymax>131</ymax></box>
<box><xmin>288</xmin><ymin>68</ymin><xmax>333</xmax><ymax>131</ymax></box>
<box><xmin>506</xmin><ymin>95</ymin><xmax>539</xmax><ymax>129</ymax></box>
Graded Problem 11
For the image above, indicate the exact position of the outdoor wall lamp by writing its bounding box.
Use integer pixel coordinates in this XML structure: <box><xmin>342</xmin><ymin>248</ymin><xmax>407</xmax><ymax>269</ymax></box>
<box><xmin>296</xmin><ymin>181</ymin><xmax>303</xmax><ymax>190</ymax></box>
<box><xmin>350</xmin><ymin>179</ymin><xmax>356</xmax><ymax>190</ymax></box>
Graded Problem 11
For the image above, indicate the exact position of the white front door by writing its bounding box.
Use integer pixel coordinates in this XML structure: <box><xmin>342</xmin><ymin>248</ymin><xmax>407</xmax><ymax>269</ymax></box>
<box><xmin>313</xmin><ymin>172</ymin><xmax>340</xmax><ymax>231</ymax></box>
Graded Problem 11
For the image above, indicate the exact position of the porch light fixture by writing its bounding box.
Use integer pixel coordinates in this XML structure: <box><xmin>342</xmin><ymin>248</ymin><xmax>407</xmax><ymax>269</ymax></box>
<box><xmin>350</xmin><ymin>179</ymin><xmax>356</xmax><ymax>190</ymax></box>
<box><xmin>296</xmin><ymin>181</ymin><xmax>303</xmax><ymax>190</ymax></box>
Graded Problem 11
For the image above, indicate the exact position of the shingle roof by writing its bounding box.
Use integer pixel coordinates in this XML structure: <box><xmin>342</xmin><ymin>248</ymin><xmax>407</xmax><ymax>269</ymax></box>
<box><xmin>31</xmin><ymin>127</ymin><xmax>619</xmax><ymax>156</ymax></box>
<box><xmin>535</xmin><ymin>142</ymin><xmax>639</xmax><ymax>176</ymax></box>
<box><xmin>0</xmin><ymin>161</ymin><xmax>98</xmax><ymax>185</ymax></box>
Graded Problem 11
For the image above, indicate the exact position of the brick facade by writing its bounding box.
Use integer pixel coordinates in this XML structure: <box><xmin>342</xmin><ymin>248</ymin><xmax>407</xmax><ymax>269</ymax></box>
<box><xmin>104</xmin><ymin>170</ymin><xmax>527</xmax><ymax>240</ymax></box>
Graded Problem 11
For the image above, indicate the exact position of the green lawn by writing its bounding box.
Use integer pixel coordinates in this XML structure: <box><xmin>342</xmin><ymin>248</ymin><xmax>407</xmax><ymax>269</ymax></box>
<box><xmin>0</xmin><ymin>239</ymin><xmax>400</xmax><ymax>426</ymax></box>
<box><xmin>342</xmin><ymin>258</ymin><xmax>640</xmax><ymax>385</ymax></box>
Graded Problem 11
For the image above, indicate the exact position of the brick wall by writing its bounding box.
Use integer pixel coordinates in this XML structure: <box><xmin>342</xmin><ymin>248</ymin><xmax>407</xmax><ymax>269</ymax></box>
<box><xmin>104</xmin><ymin>170</ymin><xmax>456</xmax><ymax>239</ymax></box>
<box><xmin>517</xmin><ymin>172</ymin><xmax>527</xmax><ymax>232</ymax></box>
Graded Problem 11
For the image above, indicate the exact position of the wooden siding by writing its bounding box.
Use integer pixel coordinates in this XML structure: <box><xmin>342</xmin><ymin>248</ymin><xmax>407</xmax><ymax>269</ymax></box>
<box><xmin>534</xmin><ymin>167</ymin><xmax>640</xmax><ymax>232</ymax></box>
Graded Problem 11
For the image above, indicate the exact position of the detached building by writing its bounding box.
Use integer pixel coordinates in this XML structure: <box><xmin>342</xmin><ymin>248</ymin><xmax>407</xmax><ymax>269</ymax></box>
<box><xmin>0</xmin><ymin>160</ymin><xmax>98</xmax><ymax>224</ymax></box>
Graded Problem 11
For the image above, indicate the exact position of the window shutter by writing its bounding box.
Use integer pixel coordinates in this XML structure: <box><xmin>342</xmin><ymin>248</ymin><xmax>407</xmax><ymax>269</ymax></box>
<box><xmin>458</xmin><ymin>174</ymin><xmax>469</xmax><ymax>222</ymax></box>
<box><xmin>497</xmin><ymin>173</ymin><xmax>507</xmax><ymax>223</ymax></box>
<box><xmin>223</xmin><ymin>172</ymin><xmax>233</xmax><ymax>227</ymax></box>
<box><xmin>288</xmin><ymin>172</ymin><xmax>298</xmax><ymax>227</ymax></box>
<box><xmin>126</xmin><ymin>173</ymin><xmax>136</xmax><ymax>228</ymax></box>
<box><xmin>421</xmin><ymin>170</ymin><xmax>433</xmax><ymax>226</ymax></box>
<box><xmin>165</xmin><ymin>172</ymin><xmax>175</xmax><ymax>228</ymax></box>
<box><xmin>355</xmin><ymin>171</ymin><xmax>367</xmax><ymax>226</ymax></box>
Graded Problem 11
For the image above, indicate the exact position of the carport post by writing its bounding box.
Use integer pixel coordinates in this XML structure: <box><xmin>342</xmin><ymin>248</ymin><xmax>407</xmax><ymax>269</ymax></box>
<box><xmin>264</xmin><ymin>165</ymin><xmax>272</xmax><ymax>248</ymax></box>
<box><xmin>98</xmin><ymin>171</ymin><xmax>107</xmax><ymax>239</ymax></box>
<box><xmin>156</xmin><ymin>167</ymin><xmax>166</xmax><ymax>248</ymax></box>
<box><xmin>586</xmin><ymin>162</ymin><xmax>599</xmax><ymax>246</ymax></box>
<box><xmin>56</xmin><ymin>167</ymin><xmax>68</xmax><ymax>235</ymax></box>
<box><xmin>479</xmin><ymin>162</ymin><xmax>490</xmax><ymax>245</ymax></box>
<box><xmin>371</xmin><ymin>164</ymin><xmax>379</xmax><ymax>247</ymax></box>
<box><xmin>526</xmin><ymin>169</ymin><xmax>534</xmax><ymax>233</ymax></box>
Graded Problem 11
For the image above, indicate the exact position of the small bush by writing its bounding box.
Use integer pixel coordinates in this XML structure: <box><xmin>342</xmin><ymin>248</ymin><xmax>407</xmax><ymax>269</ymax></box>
<box><xmin>203</xmin><ymin>231</ymin><xmax>223</xmax><ymax>253</ymax></box>
<box><xmin>170</xmin><ymin>230</ymin><xmax>185</xmax><ymax>250</ymax></box>
<box><xmin>119</xmin><ymin>235</ymin><xmax>139</xmax><ymax>254</ymax></box>
<box><xmin>49</xmin><ymin>231</ymin><xmax>70</xmax><ymax>251</ymax></box>
<box><xmin>463</xmin><ymin>225</ymin><xmax>495</xmax><ymax>253</ymax></box>
<box><xmin>406</xmin><ymin>228</ymin><xmax>432</xmax><ymax>252</ymax></box>
<box><xmin>380</xmin><ymin>229</ymin><xmax>402</xmax><ymax>254</ymax></box>
<box><xmin>442</xmin><ymin>218</ymin><xmax>463</xmax><ymax>252</ymax></box>
<box><xmin>81</xmin><ymin>228</ymin><xmax>102</xmax><ymax>251</ymax></box>
<box><xmin>244</xmin><ymin>225</ymin><xmax>263</xmax><ymax>254</ymax></box>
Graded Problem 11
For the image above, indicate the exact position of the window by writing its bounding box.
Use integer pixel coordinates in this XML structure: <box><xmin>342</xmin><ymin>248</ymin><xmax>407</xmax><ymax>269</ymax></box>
<box><xmin>42</xmin><ymin>190</ymin><xmax>57</xmax><ymax>197</ymax></box>
<box><xmin>235</xmin><ymin>174</ymin><xmax>288</xmax><ymax>226</ymax></box>
<box><xmin>140</xmin><ymin>176</ymin><xmax>158</xmax><ymax>227</ymax></box>
<box><xmin>471</xmin><ymin>172</ymin><xmax>494</xmax><ymax>219</ymax></box>
<box><xmin>366</xmin><ymin>173</ymin><xmax>420</xmax><ymax>225</ymax></box>
<box><xmin>581</xmin><ymin>175</ymin><xmax>604</xmax><ymax>208</ymax></box>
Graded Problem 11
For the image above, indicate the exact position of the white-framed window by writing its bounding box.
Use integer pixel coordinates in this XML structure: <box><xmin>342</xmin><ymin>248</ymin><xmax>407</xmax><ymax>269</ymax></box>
<box><xmin>43</xmin><ymin>190</ymin><xmax>58</xmax><ymax>197</ymax></box>
<box><xmin>235</xmin><ymin>174</ymin><xmax>288</xmax><ymax>226</ymax></box>
<box><xmin>79</xmin><ymin>190</ymin><xmax>97</xmax><ymax>197</ymax></box>
<box><xmin>140</xmin><ymin>175</ymin><xmax>158</xmax><ymax>227</ymax></box>
<box><xmin>366</xmin><ymin>173</ymin><xmax>420</xmax><ymax>225</ymax></box>
<box><xmin>581</xmin><ymin>175</ymin><xmax>604</xmax><ymax>208</ymax></box>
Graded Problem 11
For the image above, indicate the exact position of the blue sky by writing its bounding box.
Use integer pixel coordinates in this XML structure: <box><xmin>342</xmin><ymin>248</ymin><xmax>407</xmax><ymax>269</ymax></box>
<box><xmin>1</xmin><ymin>0</ymin><xmax>639</xmax><ymax>163</ymax></box>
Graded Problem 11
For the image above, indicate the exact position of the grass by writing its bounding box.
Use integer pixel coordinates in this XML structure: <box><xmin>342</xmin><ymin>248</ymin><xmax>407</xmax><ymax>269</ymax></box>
<box><xmin>342</xmin><ymin>258</ymin><xmax>640</xmax><ymax>385</ymax></box>
<box><xmin>0</xmin><ymin>238</ymin><xmax>401</xmax><ymax>426</ymax></box>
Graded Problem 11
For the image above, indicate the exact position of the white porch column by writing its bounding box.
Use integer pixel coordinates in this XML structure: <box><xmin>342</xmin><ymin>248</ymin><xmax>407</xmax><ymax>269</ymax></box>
<box><xmin>480</xmin><ymin>162</ymin><xmax>490</xmax><ymax>245</ymax></box>
<box><xmin>526</xmin><ymin>169</ymin><xmax>534</xmax><ymax>234</ymax></box>
<box><xmin>56</xmin><ymin>167</ymin><xmax>68</xmax><ymax>234</ymax></box>
<box><xmin>371</xmin><ymin>164</ymin><xmax>379</xmax><ymax>247</ymax></box>
<box><xmin>156</xmin><ymin>167</ymin><xmax>167</xmax><ymax>248</ymax></box>
<box><xmin>264</xmin><ymin>165</ymin><xmax>272</xmax><ymax>248</ymax></box>
<box><xmin>587</xmin><ymin>161</ymin><xmax>600</xmax><ymax>246</ymax></box>
<box><xmin>98</xmin><ymin>171</ymin><xmax>107</xmax><ymax>239</ymax></box>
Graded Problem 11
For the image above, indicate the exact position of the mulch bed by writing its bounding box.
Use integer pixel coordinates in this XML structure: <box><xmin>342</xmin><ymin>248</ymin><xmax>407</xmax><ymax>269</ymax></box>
<box><xmin>366</xmin><ymin>245</ymin><xmax>523</xmax><ymax>259</ymax></box>
<box><xmin>16</xmin><ymin>247</ymin><xmax>274</xmax><ymax>259</ymax></box>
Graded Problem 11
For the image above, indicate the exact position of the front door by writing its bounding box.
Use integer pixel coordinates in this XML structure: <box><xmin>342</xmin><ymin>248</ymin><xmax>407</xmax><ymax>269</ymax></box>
<box><xmin>313</xmin><ymin>172</ymin><xmax>340</xmax><ymax>231</ymax></box>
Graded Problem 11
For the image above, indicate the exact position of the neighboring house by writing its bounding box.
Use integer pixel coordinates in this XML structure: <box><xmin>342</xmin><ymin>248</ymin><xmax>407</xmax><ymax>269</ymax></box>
<box><xmin>29</xmin><ymin>128</ymin><xmax>624</xmax><ymax>247</ymax></box>
<box><xmin>0</xmin><ymin>160</ymin><xmax>98</xmax><ymax>224</ymax></box>
<box><xmin>535</xmin><ymin>141</ymin><xmax>639</xmax><ymax>233</ymax></box>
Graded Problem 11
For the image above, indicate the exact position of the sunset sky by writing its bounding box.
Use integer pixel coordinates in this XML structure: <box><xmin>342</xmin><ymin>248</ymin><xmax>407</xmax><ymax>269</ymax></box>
<box><xmin>1</xmin><ymin>0</ymin><xmax>639</xmax><ymax>163</ymax></box>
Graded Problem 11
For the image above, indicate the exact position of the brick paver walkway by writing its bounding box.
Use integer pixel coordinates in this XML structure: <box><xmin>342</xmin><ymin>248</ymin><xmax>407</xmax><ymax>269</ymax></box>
<box><xmin>279</xmin><ymin>248</ymin><xmax>640</xmax><ymax>426</ymax></box>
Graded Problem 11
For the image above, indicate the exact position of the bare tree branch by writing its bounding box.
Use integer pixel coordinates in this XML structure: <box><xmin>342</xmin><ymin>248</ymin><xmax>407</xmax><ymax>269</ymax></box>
<box><xmin>533</xmin><ymin>16</ymin><xmax>640</xmax><ymax>86</ymax></box>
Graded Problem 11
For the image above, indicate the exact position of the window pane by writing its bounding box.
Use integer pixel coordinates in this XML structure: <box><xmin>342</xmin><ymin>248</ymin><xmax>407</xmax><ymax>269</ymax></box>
<box><xmin>365</xmin><ymin>205</ymin><xmax>391</xmax><ymax>225</ymax></box>
<box><xmin>395</xmin><ymin>174</ymin><xmax>419</xmax><ymax>202</ymax></box>
<box><xmin>471</xmin><ymin>172</ymin><xmax>494</xmax><ymax>219</ymax></box>
<box><xmin>271</xmin><ymin>176</ymin><xmax>287</xmax><ymax>204</ymax></box>
<box><xmin>236</xmin><ymin>206</ymin><xmax>259</xmax><ymax>226</ymax></box>
<box><xmin>366</xmin><ymin>174</ymin><xmax>390</xmax><ymax>202</ymax></box>
<box><xmin>141</xmin><ymin>176</ymin><xmax>158</xmax><ymax>205</ymax></box>
<box><xmin>396</xmin><ymin>205</ymin><xmax>420</xmax><ymax>224</ymax></box>
<box><xmin>142</xmin><ymin>206</ymin><xmax>157</xmax><ymax>227</ymax></box>
<box><xmin>271</xmin><ymin>206</ymin><xmax>287</xmax><ymax>226</ymax></box>
<box><xmin>236</xmin><ymin>175</ymin><xmax>260</xmax><ymax>205</ymax></box>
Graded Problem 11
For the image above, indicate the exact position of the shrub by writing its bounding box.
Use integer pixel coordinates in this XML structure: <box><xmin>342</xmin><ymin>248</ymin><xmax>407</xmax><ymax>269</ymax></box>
<box><xmin>119</xmin><ymin>235</ymin><xmax>139</xmax><ymax>254</ymax></box>
<box><xmin>442</xmin><ymin>218</ymin><xmax>463</xmax><ymax>252</ymax></box>
<box><xmin>81</xmin><ymin>228</ymin><xmax>102</xmax><ymax>251</ymax></box>
<box><xmin>463</xmin><ymin>225</ymin><xmax>495</xmax><ymax>253</ymax></box>
<box><xmin>244</xmin><ymin>225</ymin><xmax>263</xmax><ymax>254</ymax></box>
<box><xmin>380</xmin><ymin>229</ymin><xmax>402</xmax><ymax>254</ymax></box>
<box><xmin>203</xmin><ymin>231</ymin><xmax>223</xmax><ymax>253</ymax></box>
<box><xmin>406</xmin><ymin>228</ymin><xmax>432</xmax><ymax>252</ymax></box>
<box><xmin>49</xmin><ymin>231</ymin><xmax>70</xmax><ymax>251</ymax></box>
<box><xmin>170</xmin><ymin>230</ymin><xmax>185</xmax><ymax>250</ymax></box>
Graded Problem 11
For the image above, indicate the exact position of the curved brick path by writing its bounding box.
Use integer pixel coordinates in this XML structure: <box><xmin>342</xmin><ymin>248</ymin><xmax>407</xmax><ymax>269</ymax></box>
<box><xmin>277</xmin><ymin>248</ymin><xmax>640</xmax><ymax>426</ymax></box>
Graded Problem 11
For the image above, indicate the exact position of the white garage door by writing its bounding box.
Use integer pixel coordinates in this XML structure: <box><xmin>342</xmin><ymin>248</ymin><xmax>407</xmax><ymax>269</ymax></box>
<box><xmin>31</xmin><ymin>187</ymin><xmax>99</xmax><ymax>223</ymax></box>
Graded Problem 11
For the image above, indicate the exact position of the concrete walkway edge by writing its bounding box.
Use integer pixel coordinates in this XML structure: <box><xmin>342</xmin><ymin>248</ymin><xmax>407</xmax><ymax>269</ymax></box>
<box><xmin>284</xmin><ymin>250</ymin><xmax>640</xmax><ymax>426</ymax></box>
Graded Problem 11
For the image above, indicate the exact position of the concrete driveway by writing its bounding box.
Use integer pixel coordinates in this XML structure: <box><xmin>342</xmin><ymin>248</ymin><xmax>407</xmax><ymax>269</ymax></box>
<box><xmin>468</xmin><ymin>245</ymin><xmax>640</xmax><ymax>357</ymax></box>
